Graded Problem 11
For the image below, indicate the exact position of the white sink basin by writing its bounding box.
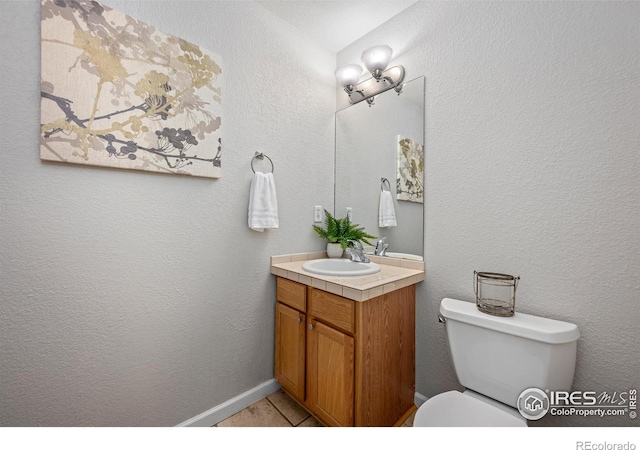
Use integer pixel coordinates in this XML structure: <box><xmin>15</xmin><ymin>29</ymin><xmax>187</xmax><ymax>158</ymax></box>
<box><xmin>302</xmin><ymin>258</ymin><xmax>381</xmax><ymax>277</ymax></box>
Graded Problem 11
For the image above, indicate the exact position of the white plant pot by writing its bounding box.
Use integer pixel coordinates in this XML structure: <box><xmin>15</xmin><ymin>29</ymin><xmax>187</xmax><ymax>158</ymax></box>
<box><xmin>326</xmin><ymin>243</ymin><xmax>343</xmax><ymax>258</ymax></box>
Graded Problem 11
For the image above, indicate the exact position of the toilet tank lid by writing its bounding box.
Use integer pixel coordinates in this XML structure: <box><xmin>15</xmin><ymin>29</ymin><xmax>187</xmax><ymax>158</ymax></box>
<box><xmin>440</xmin><ymin>298</ymin><xmax>580</xmax><ymax>344</ymax></box>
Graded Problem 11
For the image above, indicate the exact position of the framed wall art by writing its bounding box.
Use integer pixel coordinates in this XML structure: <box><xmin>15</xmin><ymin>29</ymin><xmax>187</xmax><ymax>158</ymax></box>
<box><xmin>396</xmin><ymin>135</ymin><xmax>424</xmax><ymax>203</ymax></box>
<box><xmin>40</xmin><ymin>0</ymin><xmax>223</xmax><ymax>178</ymax></box>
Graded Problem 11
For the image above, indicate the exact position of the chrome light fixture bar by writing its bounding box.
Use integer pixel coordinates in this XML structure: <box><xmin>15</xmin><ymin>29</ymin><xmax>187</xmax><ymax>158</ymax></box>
<box><xmin>335</xmin><ymin>45</ymin><xmax>405</xmax><ymax>107</ymax></box>
<box><xmin>344</xmin><ymin>65</ymin><xmax>405</xmax><ymax>106</ymax></box>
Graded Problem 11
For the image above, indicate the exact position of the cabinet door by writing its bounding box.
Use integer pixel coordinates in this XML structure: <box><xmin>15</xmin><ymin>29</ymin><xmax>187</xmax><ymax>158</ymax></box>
<box><xmin>275</xmin><ymin>302</ymin><xmax>306</xmax><ymax>402</ymax></box>
<box><xmin>306</xmin><ymin>319</ymin><xmax>355</xmax><ymax>427</ymax></box>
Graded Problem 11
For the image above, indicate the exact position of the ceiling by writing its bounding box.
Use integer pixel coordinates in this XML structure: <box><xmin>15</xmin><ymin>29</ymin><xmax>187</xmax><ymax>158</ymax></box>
<box><xmin>256</xmin><ymin>0</ymin><xmax>419</xmax><ymax>53</ymax></box>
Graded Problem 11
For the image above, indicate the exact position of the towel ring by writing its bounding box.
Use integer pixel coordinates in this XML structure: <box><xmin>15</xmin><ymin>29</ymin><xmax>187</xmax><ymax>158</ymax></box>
<box><xmin>251</xmin><ymin>152</ymin><xmax>274</xmax><ymax>174</ymax></box>
<box><xmin>381</xmin><ymin>177</ymin><xmax>391</xmax><ymax>192</ymax></box>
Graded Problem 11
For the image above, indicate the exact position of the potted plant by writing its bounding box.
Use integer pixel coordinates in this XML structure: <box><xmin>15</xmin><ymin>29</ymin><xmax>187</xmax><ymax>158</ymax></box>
<box><xmin>312</xmin><ymin>209</ymin><xmax>376</xmax><ymax>258</ymax></box>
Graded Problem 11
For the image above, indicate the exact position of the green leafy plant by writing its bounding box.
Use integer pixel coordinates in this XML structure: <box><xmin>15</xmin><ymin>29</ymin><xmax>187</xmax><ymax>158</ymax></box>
<box><xmin>312</xmin><ymin>209</ymin><xmax>376</xmax><ymax>250</ymax></box>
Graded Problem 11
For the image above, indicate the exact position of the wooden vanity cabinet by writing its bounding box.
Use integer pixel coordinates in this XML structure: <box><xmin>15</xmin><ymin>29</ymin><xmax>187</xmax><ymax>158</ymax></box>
<box><xmin>306</xmin><ymin>318</ymin><xmax>355</xmax><ymax>426</ymax></box>
<box><xmin>274</xmin><ymin>279</ymin><xmax>307</xmax><ymax>402</ymax></box>
<box><xmin>275</xmin><ymin>302</ymin><xmax>306</xmax><ymax>402</ymax></box>
<box><xmin>274</xmin><ymin>277</ymin><xmax>416</xmax><ymax>427</ymax></box>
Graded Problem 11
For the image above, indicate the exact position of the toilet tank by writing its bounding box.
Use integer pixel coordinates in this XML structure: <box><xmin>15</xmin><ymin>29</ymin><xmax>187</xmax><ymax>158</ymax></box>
<box><xmin>440</xmin><ymin>298</ymin><xmax>580</xmax><ymax>408</ymax></box>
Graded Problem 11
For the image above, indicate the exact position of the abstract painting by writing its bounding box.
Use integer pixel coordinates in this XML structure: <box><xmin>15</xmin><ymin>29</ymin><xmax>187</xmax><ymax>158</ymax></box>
<box><xmin>396</xmin><ymin>135</ymin><xmax>424</xmax><ymax>203</ymax></box>
<box><xmin>40</xmin><ymin>0</ymin><xmax>223</xmax><ymax>178</ymax></box>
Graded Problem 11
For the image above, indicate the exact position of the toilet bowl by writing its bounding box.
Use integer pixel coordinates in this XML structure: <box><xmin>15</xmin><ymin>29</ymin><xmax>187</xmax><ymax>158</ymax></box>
<box><xmin>414</xmin><ymin>390</ymin><xmax>526</xmax><ymax>427</ymax></box>
<box><xmin>413</xmin><ymin>298</ymin><xmax>580</xmax><ymax>427</ymax></box>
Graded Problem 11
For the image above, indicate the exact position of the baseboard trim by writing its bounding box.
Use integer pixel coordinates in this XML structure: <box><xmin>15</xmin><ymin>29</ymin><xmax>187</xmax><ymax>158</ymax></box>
<box><xmin>179</xmin><ymin>382</ymin><xmax>426</xmax><ymax>427</ymax></box>
<box><xmin>176</xmin><ymin>379</ymin><xmax>281</xmax><ymax>427</ymax></box>
<box><xmin>414</xmin><ymin>391</ymin><xmax>428</xmax><ymax>407</ymax></box>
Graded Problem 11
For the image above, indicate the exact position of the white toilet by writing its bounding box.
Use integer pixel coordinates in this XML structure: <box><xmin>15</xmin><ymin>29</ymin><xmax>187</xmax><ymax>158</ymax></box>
<box><xmin>413</xmin><ymin>297</ymin><xmax>580</xmax><ymax>427</ymax></box>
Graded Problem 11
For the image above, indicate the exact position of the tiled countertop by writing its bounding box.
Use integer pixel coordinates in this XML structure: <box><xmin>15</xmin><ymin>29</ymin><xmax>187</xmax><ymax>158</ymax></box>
<box><xmin>270</xmin><ymin>252</ymin><xmax>424</xmax><ymax>302</ymax></box>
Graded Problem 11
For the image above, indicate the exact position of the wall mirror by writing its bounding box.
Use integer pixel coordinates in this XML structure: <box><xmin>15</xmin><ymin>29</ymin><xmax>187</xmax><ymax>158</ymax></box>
<box><xmin>335</xmin><ymin>76</ymin><xmax>425</xmax><ymax>261</ymax></box>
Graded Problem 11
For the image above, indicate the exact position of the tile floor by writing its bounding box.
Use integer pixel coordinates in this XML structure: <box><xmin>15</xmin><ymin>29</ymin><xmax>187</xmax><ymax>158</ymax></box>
<box><xmin>214</xmin><ymin>388</ymin><xmax>416</xmax><ymax>427</ymax></box>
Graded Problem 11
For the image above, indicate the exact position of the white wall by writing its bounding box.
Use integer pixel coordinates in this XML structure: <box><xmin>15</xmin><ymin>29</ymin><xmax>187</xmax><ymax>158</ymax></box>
<box><xmin>0</xmin><ymin>0</ymin><xmax>335</xmax><ymax>426</ymax></box>
<box><xmin>338</xmin><ymin>1</ymin><xmax>640</xmax><ymax>426</ymax></box>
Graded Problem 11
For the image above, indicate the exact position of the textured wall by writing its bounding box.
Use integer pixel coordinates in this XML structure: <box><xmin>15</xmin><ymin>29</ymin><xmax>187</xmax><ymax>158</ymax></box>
<box><xmin>338</xmin><ymin>1</ymin><xmax>640</xmax><ymax>426</ymax></box>
<box><xmin>0</xmin><ymin>0</ymin><xmax>334</xmax><ymax>426</ymax></box>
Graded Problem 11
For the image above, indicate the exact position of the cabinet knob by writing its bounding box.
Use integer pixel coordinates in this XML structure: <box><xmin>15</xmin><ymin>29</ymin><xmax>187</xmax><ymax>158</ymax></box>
<box><xmin>296</xmin><ymin>317</ymin><xmax>301</xmax><ymax>324</ymax></box>
<box><xmin>308</xmin><ymin>323</ymin><xmax>313</xmax><ymax>330</ymax></box>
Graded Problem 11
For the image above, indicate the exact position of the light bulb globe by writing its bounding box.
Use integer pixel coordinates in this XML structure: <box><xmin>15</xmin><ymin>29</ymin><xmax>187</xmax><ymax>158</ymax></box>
<box><xmin>361</xmin><ymin>45</ymin><xmax>393</xmax><ymax>73</ymax></box>
<box><xmin>335</xmin><ymin>64</ymin><xmax>363</xmax><ymax>88</ymax></box>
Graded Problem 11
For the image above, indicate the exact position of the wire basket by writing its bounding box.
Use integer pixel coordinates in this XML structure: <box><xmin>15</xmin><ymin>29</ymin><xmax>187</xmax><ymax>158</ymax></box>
<box><xmin>474</xmin><ymin>271</ymin><xmax>520</xmax><ymax>317</ymax></box>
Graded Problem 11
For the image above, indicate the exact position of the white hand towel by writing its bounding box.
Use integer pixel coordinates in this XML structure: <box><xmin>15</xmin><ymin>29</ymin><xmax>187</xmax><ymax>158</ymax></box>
<box><xmin>379</xmin><ymin>190</ymin><xmax>397</xmax><ymax>227</ymax></box>
<box><xmin>248</xmin><ymin>171</ymin><xmax>279</xmax><ymax>232</ymax></box>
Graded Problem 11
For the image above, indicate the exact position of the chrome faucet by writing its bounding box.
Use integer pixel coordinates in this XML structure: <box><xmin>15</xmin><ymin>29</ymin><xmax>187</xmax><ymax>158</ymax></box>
<box><xmin>345</xmin><ymin>240</ymin><xmax>370</xmax><ymax>263</ymax></box>
<box><xmin>374</xmin><ymin>237</ymin><xmax>389</xmax><ymax>256</ymax></box>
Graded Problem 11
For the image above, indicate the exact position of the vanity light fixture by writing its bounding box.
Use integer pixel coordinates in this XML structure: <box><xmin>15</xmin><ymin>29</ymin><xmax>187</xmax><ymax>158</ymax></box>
<box><xmin>335</xmin><ymin>44</ymin><xmax>405</xmax><ymax>107</ymax></box>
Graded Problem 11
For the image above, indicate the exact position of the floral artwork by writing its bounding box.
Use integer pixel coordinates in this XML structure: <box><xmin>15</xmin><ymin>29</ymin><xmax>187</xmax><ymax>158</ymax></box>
<box><xmin>396</xmin><ymin>135</ymin><xmax>424</xmax><ymax>203</ymax></box>
<box><xmin>40</xmin><ymin>0</ymin><xmax>223</xmax><ymax>178</ymax></box>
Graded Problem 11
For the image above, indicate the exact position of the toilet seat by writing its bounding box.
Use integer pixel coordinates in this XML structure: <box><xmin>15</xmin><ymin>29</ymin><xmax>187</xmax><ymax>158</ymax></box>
<box><xmin>413</xmin><ymin>390</ymin><xmax>527</xmax><ymax>427</ymax></box>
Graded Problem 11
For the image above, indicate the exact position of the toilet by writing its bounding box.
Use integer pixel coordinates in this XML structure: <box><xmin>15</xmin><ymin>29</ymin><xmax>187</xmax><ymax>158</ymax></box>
<box><xmin>413</xmin><ymin>298</ymin><xmax>580</xmax><ymax>427</ymax></box>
